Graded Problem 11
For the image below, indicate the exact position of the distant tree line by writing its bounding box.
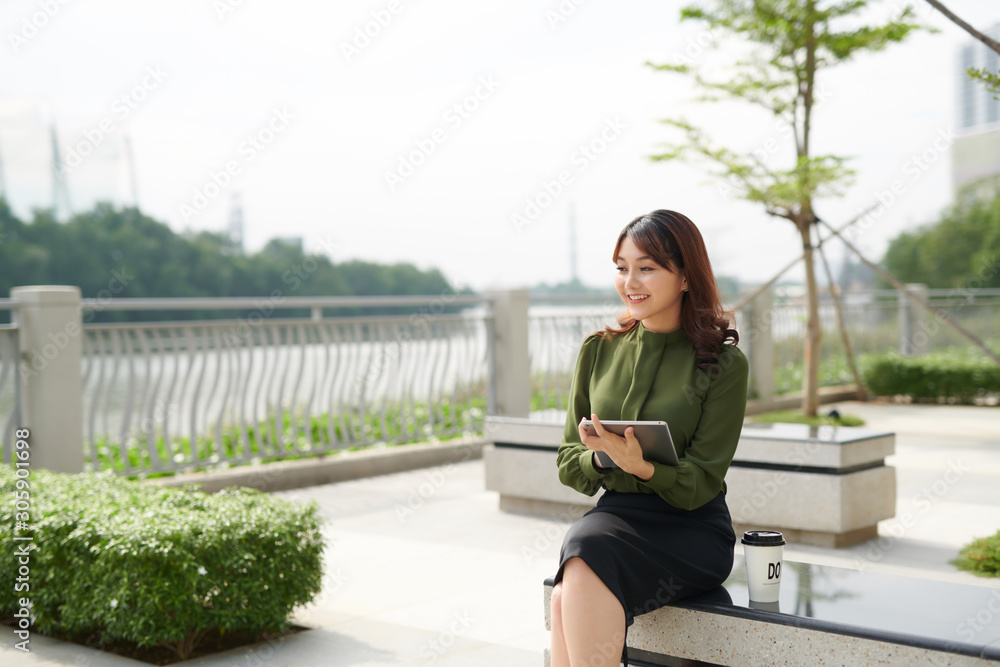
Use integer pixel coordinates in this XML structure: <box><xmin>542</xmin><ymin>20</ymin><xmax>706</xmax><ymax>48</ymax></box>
<box><xmin>0</xmin><ymin>200</ymin><xmax>472</xmax><ymax>323</ymax></box>
<box><xmin>881</xmin><ymin>187</ymin><xmax>1000</xmax><ymax>290</ymax></box>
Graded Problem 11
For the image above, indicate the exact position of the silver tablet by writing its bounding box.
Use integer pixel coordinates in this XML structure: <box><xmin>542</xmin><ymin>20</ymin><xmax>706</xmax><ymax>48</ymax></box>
<box><xmin>579</xmin><ymin>419</ymin><xmax>680</xmax><ymax>468</ymax></box>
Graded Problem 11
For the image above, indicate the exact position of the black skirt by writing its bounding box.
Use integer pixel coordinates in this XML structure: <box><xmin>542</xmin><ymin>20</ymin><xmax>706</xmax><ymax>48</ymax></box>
<box><xmin>553</xmin><ymin>488</ymin><xmax>736</xmax><ymax>630</ymax></box>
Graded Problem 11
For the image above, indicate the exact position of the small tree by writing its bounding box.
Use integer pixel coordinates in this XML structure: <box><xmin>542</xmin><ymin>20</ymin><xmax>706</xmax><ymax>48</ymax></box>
<box><xmin>648</xmin><ymin>0</ymin><xmax>926</xmax><ymax>415</ymax></box>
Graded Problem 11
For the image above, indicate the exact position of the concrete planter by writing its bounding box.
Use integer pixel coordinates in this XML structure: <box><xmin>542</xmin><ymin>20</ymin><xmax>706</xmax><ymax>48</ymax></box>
<box><xmin>483</xmin><ymin>416</ymin><xmax>896</xmax><ymax>547</ymax></box>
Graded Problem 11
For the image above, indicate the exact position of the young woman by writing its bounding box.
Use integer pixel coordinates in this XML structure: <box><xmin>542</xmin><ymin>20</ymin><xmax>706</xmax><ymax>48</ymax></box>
<box><xmin>549</xmin><ymin>209</ymin><xmax>748</xmax><ymax>667</ymax></box>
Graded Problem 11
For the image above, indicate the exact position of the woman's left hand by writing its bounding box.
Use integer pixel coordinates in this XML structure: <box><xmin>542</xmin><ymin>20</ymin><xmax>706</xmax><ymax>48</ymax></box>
<box><xmin>579</xmin><ymin>414</ymin><xmax>655</xmax><ymax>482</ymax></box>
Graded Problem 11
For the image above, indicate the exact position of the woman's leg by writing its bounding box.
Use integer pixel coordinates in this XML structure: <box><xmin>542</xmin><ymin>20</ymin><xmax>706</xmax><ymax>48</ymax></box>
<box><xmin>559</xmin><ymin>556</ymin><xmax>626</xmax><ymax>666</ymax></box>
<box><xmin>550</xmin><ymin>582</ymin><xmax>570</xmax><ymax>667</ymax></box>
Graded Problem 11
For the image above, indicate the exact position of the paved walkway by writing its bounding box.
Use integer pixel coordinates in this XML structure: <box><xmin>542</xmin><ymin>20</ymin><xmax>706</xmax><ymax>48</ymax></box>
<box><xmin>4</xmin><ymin>402</ymin><xmax>999</xmax><ymax>666</ymax></box>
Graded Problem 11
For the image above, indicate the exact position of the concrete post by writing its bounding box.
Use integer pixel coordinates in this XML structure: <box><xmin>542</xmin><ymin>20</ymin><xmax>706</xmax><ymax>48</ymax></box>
<box><xmin>11</xmin><ymin>286</ymin><xmax>84</xmax><ymax>473</ymax></box>
<box><xmin>744</xmin><ymin>287</ymin><xmax>775</xmax><ymax>402</ymax></box>
<box><xmin>899</xmin><ymin>283</ymin><xmax>929</xmax><ymax>356</ymax></box>
<box><xmin>486</xmin><ymin>289</ymin><xmax>531</xmax><ymax>417</ymax></box>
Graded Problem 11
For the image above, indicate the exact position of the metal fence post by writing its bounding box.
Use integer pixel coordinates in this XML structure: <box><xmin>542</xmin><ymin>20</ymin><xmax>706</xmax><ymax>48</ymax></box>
<box><xmin>744</xmin><ymin>287</ymin><xmax>775</xmax><ymax>403</ymax></box>
<box><xmin>485</xmin><ymin>289</ymin><xmax>531</xmax><ymax>417</ymax></box>
<box><xmin>899</xmin><ymin>283</ymin><xmax>928</xmax><ymax>356</ymax></box>
<box><xmin>11</xmin><ymin>286</ymin><xmax>84</xmax><ymax>473</ymax></box>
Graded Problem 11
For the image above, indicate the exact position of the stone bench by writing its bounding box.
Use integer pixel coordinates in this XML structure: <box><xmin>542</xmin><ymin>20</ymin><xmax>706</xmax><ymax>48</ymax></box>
<box><xmin>542</xmin><ymin>559</ymin><xmax>1000</xmax><ymax>666</ymax></box>
<box><xmin>483</xmin><ymin>415</ymin><xmax>896</xmax><ymax>547</ymax></box>
<box><xmin>727</xmin><ymin>422</ymin><xmax>896</xmax><ymax>547</ymax></box>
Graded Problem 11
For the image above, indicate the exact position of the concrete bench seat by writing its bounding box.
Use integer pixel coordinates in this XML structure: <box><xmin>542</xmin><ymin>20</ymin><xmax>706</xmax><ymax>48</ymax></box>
<box><xmin>542</xmin><ymin>559</ymin><xmax>1000</xmax><ymax>666</ymax></box>
<box><xmin>484</xmin><ymin>415</ymin><xmax>897</xmax><ymax>547</ymax></box>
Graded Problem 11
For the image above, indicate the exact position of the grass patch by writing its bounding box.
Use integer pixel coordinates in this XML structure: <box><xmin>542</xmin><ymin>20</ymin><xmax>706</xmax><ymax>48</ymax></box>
<box><xmin>86</xmin><ymin>397</ymin><xmax>487</xmax><ymax>477</ymax></box>
<box><xmin>773</xmin><ymin>353</ymin><xmax>859</xmax><ymax>396</ymax></box>
<box><xmin>748</xmin><ymin>408</ymin><xmax>865</xmax><ymax>427</ymax></box>
<box><xmin>953</xmin><ymin>530</ymin><xmax>1000</xmax><ymax>577</ymax></box>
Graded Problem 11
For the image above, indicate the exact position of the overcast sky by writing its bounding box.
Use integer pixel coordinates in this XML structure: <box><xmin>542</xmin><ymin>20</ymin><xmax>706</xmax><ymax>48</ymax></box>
<box><xmin>1</xmin><ymin>0</ymin><xmax>996</xmax><ymax>293</ymax></box>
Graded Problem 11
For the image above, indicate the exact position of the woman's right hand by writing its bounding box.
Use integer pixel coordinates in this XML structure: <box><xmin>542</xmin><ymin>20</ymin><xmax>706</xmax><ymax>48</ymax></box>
<box><xmin>579</xmin><ymin>414</ymin><xmax>654</xmax><ymax>481</ymax></box>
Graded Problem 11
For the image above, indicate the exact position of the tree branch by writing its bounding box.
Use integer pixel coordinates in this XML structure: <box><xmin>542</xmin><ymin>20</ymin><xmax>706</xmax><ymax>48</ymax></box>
<box><xmin>819</xmin><ymin>218</ymin><xmax>1000</xmax><ymax>369</ymax></box>
<box><xmin>923</xmin><ymin>0</ymin><xmax>1000</xmax><ymax>54</ymax></box>
<box><xmin>731</xmin><ymin>204</ymin><xmax>880</xmax><ymax>312</ymax></box>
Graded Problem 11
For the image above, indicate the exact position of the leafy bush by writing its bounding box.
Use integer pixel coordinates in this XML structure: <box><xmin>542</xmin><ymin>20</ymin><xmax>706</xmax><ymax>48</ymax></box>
<box><xmin>0</xmin><ymin>467</ymin><xmax>325</xmax><ymax>660</ymax></box>
<box><xmin>953</xmin><ymin>530</ymin><xmax>1000</xmax><ymax>577</ymax></box>
<box><xmin>861</xmin><ymin>348</ymin><xmax>1000</xmax><ymax>403</ymax></box>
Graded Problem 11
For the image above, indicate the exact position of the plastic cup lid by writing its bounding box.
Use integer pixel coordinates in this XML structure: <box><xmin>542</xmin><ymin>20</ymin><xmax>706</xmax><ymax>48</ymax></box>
<box><xmin>741</xmin><ymin>530</ymin><xmax>786</xmax><ymax>546</ymax></box>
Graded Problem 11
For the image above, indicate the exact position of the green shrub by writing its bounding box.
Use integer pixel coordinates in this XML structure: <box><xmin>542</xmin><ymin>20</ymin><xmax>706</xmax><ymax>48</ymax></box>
<box><xmin>0</xmin><ymin>467</ymin><xmax>325</xmax><ymax>660</ymax></box>
<box><xmin>953</xmin><ymin>530</ymin><xmax>1000</xmax><ymax>577</ymax></box>
<box><xmin>861</xmin><ymin>348</ymin><xmax>1000</xmax><ymax>403</ymax></box>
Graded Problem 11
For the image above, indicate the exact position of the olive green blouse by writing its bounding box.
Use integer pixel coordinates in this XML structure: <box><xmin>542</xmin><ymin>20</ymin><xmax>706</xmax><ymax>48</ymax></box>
<box><xmin>556</xmin><ymin>322</ymin><xmax>749</xmax><ymax>511</ymax></box>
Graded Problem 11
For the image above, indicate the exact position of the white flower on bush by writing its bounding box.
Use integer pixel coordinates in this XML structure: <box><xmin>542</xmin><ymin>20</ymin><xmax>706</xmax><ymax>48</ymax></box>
<box><xmin>110</xmin><ymin>599</ymin><xmax>118</xmax><ymax>609</ymax></box>
<box><xmin>198</xmin><ymin>566</ymin><xmax>207</xmax><ymax>575</ymax></box>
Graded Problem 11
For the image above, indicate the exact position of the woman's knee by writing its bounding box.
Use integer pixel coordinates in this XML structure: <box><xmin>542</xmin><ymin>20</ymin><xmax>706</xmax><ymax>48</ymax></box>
<box><xmin>563</xmin><ymin>556</ymin><xmax>594</xmax><ymax>582</ymax></box>
<box><xmin>551</xmin><ymin>582</ymin><xmax>563</xmax><ymax>616</ymax></box>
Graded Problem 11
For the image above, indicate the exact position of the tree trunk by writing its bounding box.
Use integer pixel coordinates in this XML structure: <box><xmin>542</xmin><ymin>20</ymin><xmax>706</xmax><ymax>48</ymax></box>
<box><xmin>799</xmin><ymin>220</ymin><xmax>821</xmax><ymax>416</ymax></box>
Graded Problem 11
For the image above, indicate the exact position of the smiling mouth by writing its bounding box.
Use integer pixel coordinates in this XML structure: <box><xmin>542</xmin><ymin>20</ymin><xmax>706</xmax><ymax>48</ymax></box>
<box><xmin>627</xmin><ymin>294</ymin><xmax>649</xmax><ymax>303</ymax></box>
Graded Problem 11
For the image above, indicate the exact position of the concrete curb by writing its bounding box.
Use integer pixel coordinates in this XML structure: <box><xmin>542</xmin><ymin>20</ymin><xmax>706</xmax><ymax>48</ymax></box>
<box><xmin>146</xmin><ymin>437</ymin><xmax>487</xmax><ymax>493</ymax></box>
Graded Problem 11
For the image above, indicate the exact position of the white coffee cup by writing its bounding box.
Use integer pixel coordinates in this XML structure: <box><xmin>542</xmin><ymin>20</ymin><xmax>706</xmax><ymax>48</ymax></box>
<box><xmin>742</xmin><ymin>530</ymin><xmax>785</xmax><ymax>603</ymax></box>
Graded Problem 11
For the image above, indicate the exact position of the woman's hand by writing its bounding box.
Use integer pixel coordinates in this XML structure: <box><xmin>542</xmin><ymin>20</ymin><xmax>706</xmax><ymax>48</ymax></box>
<box><xmin>579</xmin><ymin>414</ymin><xmax>655</xmax><ymax>482</ymax></box>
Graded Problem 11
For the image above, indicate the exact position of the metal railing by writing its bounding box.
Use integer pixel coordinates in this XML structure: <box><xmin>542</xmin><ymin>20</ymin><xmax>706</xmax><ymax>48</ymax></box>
<box><xmin>0</xmin><ymin>326</ymin><xmax>19</xmax><ymax>449</ymax></box>
<box><xmin>78</xmin><ymin>306</ymin><xmax>491</xmax><ymax>475</ymax></box>
<box><xmin>527</xmin><ymin>299</ymin><xmax>621</xmax><ymax>422</ymax></box>
<box><xmin>2</xmin><ymin>286</ymin><xmax>998</xmax><ymax>474</ymax></box>
<box><xmin>767</xmin><ymin>287</ymin><xmax>1000</xmax><ymax>393</ymax></box>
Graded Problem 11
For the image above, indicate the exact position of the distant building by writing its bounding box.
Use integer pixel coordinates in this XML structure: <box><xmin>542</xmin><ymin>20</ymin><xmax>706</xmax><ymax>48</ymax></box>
<box><xmin>952</xmin><ymin>23</ymin><xmax>1000</xmax><ymax>201</ymax></box>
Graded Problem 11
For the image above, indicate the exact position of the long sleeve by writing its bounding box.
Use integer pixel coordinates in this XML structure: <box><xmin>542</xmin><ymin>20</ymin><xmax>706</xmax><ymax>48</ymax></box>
<box><xmin>635</xmin><ymin>344</ymin><xmax>748</xmax><ymax>510</ymax></box>
<box><xmin>556</xmin><ymin>334</ymin><xmax>612</xmax><ymax>496</ymax></box>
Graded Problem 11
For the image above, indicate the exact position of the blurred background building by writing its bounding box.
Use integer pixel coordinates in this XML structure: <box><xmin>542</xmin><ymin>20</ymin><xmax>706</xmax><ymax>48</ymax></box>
<box><xmin>953</xmin><ymin>22</ymin><xmax>1000</xmax><ymax>201</ymax></box>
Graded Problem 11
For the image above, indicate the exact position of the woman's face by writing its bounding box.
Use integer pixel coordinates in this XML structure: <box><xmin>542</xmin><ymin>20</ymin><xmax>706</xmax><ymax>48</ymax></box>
<box><xmin>614</xmin><ymin>235</ymin><xmax>687</xmax><ymax>333</ymax></box>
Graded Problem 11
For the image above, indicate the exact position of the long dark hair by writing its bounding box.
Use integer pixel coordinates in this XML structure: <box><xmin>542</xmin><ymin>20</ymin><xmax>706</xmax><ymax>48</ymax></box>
<box><xmin>601</xmin><ymin>209</ymin><xmax>738</xmax><ymax>374</ymax></box>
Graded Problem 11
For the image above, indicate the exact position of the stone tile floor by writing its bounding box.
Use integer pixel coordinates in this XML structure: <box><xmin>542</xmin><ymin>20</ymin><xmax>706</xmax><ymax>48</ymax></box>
<box><xmin>3</xmin><ymin>401</ymin><xmax>999</xmax><ymax>666</ymax></box>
